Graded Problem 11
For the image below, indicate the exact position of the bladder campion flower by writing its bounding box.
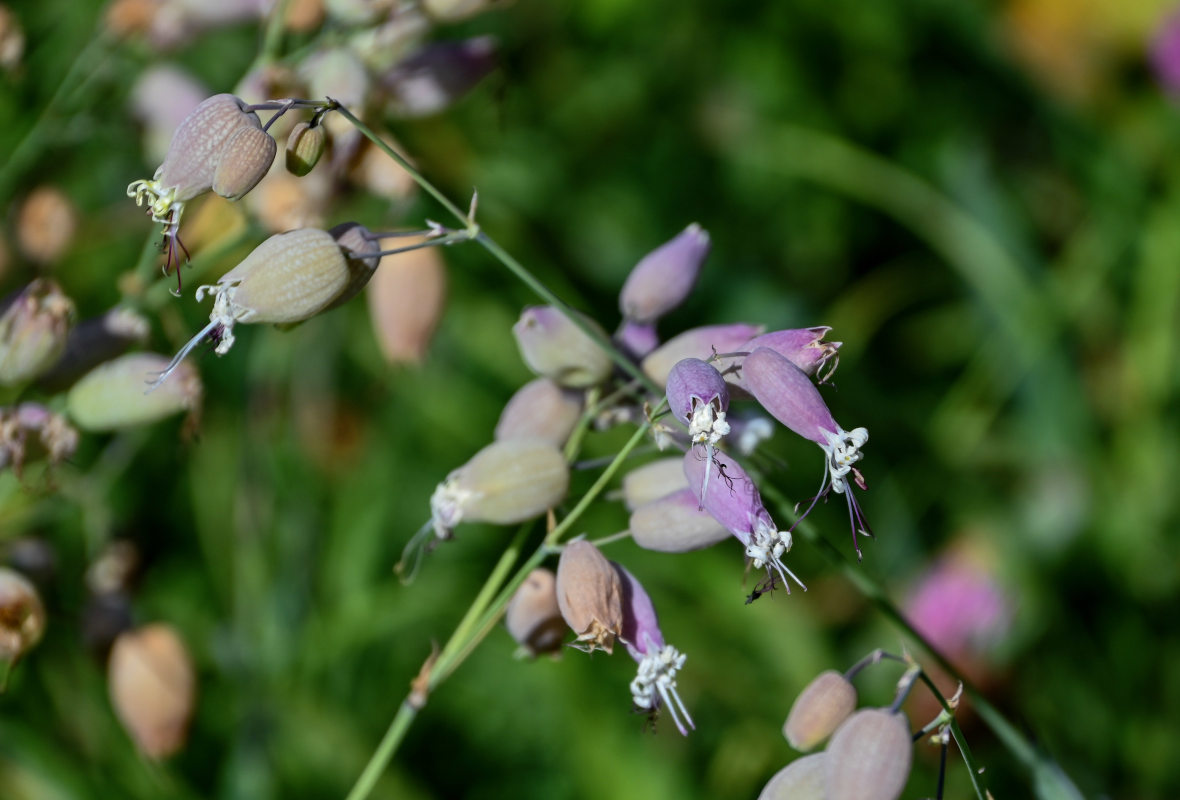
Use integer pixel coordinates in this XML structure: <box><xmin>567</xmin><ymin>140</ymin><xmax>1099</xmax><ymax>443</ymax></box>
<box><xmin>742</xmin><ymin>326</ymin><xmax>842</xmax><ymax>384</ymax></box>
<box><xmin>618</xmin><ymin>224</ymin><xmax>710</xmax><ymax>326</ymax></box>
<box><xmin>512</xmin><ymin>305</ymin><xmax>612</xmax><ymax>388</ymax></box>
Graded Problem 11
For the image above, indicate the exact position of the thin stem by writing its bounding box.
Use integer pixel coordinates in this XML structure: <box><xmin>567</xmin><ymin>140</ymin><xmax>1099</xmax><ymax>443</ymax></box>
<box><xmin>343</xmin><ymin>702</ymin><xmax>418</xmax><ymax>800</ymax></box>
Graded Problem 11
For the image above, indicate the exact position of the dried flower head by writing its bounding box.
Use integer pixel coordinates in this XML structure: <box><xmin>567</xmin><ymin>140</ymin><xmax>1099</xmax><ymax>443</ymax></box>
<box><xmin>108</xmin><ymin>623</ymin><xmax>197</xmax><ymax>759</ymax></box>
<box><xmin>505</xmin><ymin>568</ymin><xmax>566</xmax><ymax>657</ymax></box>
<box><xmin>0</xmin><ymin>567</ymin><xmax>45</xmax><ymax>662</ymax></box>
<box><xmin>555</xmin><ymin>540</ymin><xmax>622</xmax><ymax>654</ymax></box>
<box><xmin>784</xmin><ymin>670</ymin><xmax>859</xmax><ymax>751</ymax></box>
<box><xmin>823</xmin><ymin>708</ymin><xmax>912</xmax><ymax>800</ymax></box>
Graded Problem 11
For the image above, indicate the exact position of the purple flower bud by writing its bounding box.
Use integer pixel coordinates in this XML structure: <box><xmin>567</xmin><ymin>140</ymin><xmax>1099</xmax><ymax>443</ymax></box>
<box><xmin>743</xmin><ymin>326</ymin><xmax>841</xmax><ymax>383</ymax></box>
<box><xmin>513</xmin><ymin>305</ymin><xmax>612</xmax><ymax>388</ymax></box>
<box><xmin>382</xmin><ymin>37</ymin><xmax>498</xmax><ymax>118</ymax></box>
<box><xmin>619</xmin><ymin>224</ymin><xmax>709</xmax><ymax>324</ymax></box>
<box><xmin>683</xmin><ymin>449</ymin><xmax>804</xmax><ymax>592</ymax></box>
<box><xmin>642</xmin><ymin>322</ymin><xmax>762</xmax><ymax>388</ymax></box>
<box><xmin>612</xmin><ymin>562</ymin><xmax>694</xmax><ymax>736</ymax></box>
<box><xmin>614</xmin><ymin>319</ymin><xmax>659</xmax><ymax>359</ymax></box>
<box><xmin>666</xmin><ymin>357</ymin><xmax>730</xmax><ymax>447</ymax></box>
<box><xmin>742</xmin><ymin>347</ymin><xmax>872</xmax><ymax>559</ymax></box>
<box><xmin>494</xmin><ymin>378</ymin><xmax>583</xmax><ymax>448</ymax></box>
<box><xmin>629</xmin><ymin>488</ymin><xmax>730</xmax><ymax>553</ymax></box>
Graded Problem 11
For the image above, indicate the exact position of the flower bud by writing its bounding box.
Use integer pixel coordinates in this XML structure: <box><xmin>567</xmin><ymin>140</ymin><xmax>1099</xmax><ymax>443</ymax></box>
<box><xmin>619</xmin><ymin>224</ymin><xmax>709</xmax><ymax>324</ymax></box>
<box><xmin>505</xmin><ymin>568</ymin><xmax>565</xmax><ymax>657</ymax></box>
<box><xmin>743</xmin><ymin>326</ymin><xmax>841</xmax><ymax>383</ymax></box>
<box><xmin>555</xmin><ymin>540</ymin><xmax>622</xmax><ymax>654</ymax></box>
<box><xmin>494</xmin><ymin>378</ymin><xmax>582</xmax><ymax>447</ymax></box>
<box><xmin>17</xmin><ymin>186</ymin><xmax>78</xmax><ymax>264</ymax></box>
<box><xmin>212</xmin><ymin>123</ymin><xmax>277</xmax><ymax>200</ymax></box>
<box><xmin>0</xmin><ymin>279</ymin><xmax>74</xmax><ymax>386</ymax></box>
<box><xmin>430</xmin><ymin>438</ymin><xmax>569</xmax><ymax>539</ymax></box>
<box><xmin>666</xmin><ymin>357</ymin><xmax>730</xmax><ymax>447</ymax></box>
<box><xmin>513</xmin><ymin>306</ymin><xmax>612</xmax><ymax>388</ymax></box>
<box><xmin>37</xmin><ymin>307</ymin><xmax>150</xmax><ymax>392</ymax></box>
<box><xmin>108</xmin><ymin>623</ymin><xmax>196</xmax><ymax>759</ymax></box>
<box><xmin>784</xmin><ymin>670</ymin><xmax>859</xmax><ymax>751</ymax></box>
<box><xmin>621</xmin><ymin>457</ymin><xmax>687</xmax><ymax>511</ymax></box>
<box><xmin>0</xmin><ymin>567</ymin><xmax>45</xmax><ymax>662</ymax></box>
<box><xmin>641</xmin><ymin>322</ymin><xmax>762</xmax><ymax>388</ymax></box>
<box><xmin>365</xmin><ymin>234</ymin><xmax>447</xmax><ymax>365</ymax></box>
<box><xmin>757</xmin><ymin>753</ymin><xmax>826</xmax><ymax>800</ymax></box>
<box><xmin>629</xmin><ymin>489</ymin><xmax>730</xmax><ymax>553</ymax></box>
<box><xmin>382</xmin><ymin>37</ymin><xmax>498</xmax><ymax>118</ymax></box>
<box><xmin>824</xmin><ymin>708</ymin><xmax>912</xmax><ymax>800</ymax></box>
<box><xmin>614</xmin><ymin>319</ymin><xmax>659</xmax><ymax>359</ymax></box>
<box><xmin>68</xmin><ymin>353</ymin><xmax>201</xmax><ymax>431</ymax></box>
<box><xmin>285</xmin><ymin>121</ymin><xmax>326</xmax><ymax>176</ymax></box>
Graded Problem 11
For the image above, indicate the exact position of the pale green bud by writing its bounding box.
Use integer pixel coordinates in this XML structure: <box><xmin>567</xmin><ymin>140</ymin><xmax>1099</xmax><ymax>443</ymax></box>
<box><xmin>512</xmin><ymin>306</ymin><xmax>612</xmax><ymax>388</ymax></box>
<box><xmin>68</xmin><ymin>353</ymin><xmax>201</xmax><ymax>431</ymax></box>
<box><xmin>0</xmin><ymin>279</ymin><xmax>74</xmax><ymax>386</ymax></box>
<box><xmin>621</xmin><ymin>457</ymin><xmax>687</xmax><ymax>511</ymax></box>
<box><xmin>285</xmin><ymin>121</ymin><xmax>325</xmax><ymax>177</ymax></box>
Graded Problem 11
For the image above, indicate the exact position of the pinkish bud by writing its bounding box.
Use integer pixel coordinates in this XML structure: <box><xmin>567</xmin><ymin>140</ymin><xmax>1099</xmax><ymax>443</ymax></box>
<box><xmin>108</xmin><ymin>623</ymin><xmax>196</xmax><ymax>759</ymax></box>
<box><xmin>555</xmin><ymin>540</ymin><xmax>622</xmax><ymax>654</ymax></box>
<box><xmin>629</xmin><ymin>489</ymin><xmax>731</xmax><ymax>553</ymax></box>
<box><xmin>505</xmin><ymin>568</ymin><xmax>566</xmax><ymax>657</ymax></box>
<box><xmin>614</xmin><ymin>319</ymin><xmax>660</xmax><ymax>359</ymax></box>
<box><xmin>743</xmin><ymin>326</ymin><xmax>841</xmax><ymax>383</ymax></box>
<box><xmin>823</xmin><ymin>708</ymin><xmax>912</xmax><ymax>800</ymax></box>
<box><xmin>382</xmin><ymin>37</ymin><xmax>498</xmax><ymax>118</ymax></box>
<box><xmin>683</xmin><ymin>448</ymin><xmax>803</xmax><ymax>592</ymax></box>
<box><xmin>621</xmin><ymin>457</ymin><xmax>687</xmax><ymax>511</ymax></box>
<box><xmin>513</xmin><ymin>305</ymin><xmax>612</xmax><ymax>389</ymax></box>
<box><xmin>619</xmin><ymin>224</ymin><xmax>709</xmax><ymax>324</ymax></box>
<box><xmin>494</xmin><ymin>378</ymin><xmax>583</xmax><ymax>447</ymax></box>
<box><xmin>211</xmin><ymin>123</ymin><xmax>277</xmax><ymax>201</ymax></box>
<box><xmin>285</xmin><ymin>121</ymin><xmax>326</xmax><ymax>176</ymax></box>
<box><xmin>784</xmin><ymin>670</ymin><xmax>859</xmax><ymax>751</ymax></box>
<box><xmin>666</xmin><ymin>357</ymin><xmax>730</xmax><ymax>448</ymax></box>
<box><xmin>0</xmin><ymin>567</ymin><xmax>45</xmax><ymax>661</ymax></box>
<box><xmin>365</xmin><ymin>234</ymin><xmax>447</xmax><ymax>365</ymax></box>
<box><xmin>430</xmin><ymin>439</ymin><xmax>570</xmax><ymax>539</ymax></box>
<box><xmin>0</xmin><ymin>279</ymin><xmax>74</xmax><ymax>386</ymax></box>
<box><xmin>757</xmin><ymin>753</ymin><xmax>827</xmax><ymax>800</ymax></box>
<box><xmin>613</xmin><ymin>562</ymin><xmax>693</xmax><ymax>735</ymax></box>
<box><xmin>742</xmin><ymin>346</ymin><xmax>872</xmax><ymax>558</ymax></box>
<box><xmin>641</xmin><ymin>323</ymin><xmax>762</xmax><ymax>388</ymax></box>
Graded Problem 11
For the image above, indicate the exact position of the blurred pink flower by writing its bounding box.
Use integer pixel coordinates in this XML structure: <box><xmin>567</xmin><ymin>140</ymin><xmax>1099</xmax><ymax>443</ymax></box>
<box><xmin>1151</xmin><ymin>7</ymin><xmax>1180</xmax><ymax>94</ymax></box>
<box><xmin>904</xmin><ymin>547</ymin><xmax>1012</xmax><ymax>661</ymax></box>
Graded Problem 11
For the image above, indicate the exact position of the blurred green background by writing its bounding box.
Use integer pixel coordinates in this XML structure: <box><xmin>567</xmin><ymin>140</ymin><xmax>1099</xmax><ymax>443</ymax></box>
<box><xmin>1</xmin><ymin>0</ymin><xmax>1179</xmax><ymax>797</ymax></box>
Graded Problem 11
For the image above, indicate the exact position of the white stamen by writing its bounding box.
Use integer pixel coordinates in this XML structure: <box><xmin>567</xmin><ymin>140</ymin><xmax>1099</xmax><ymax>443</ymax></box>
<box><xmin>629</xmin><ymin>639</ymin><xmax>693</xmax><ymax>735</ymax></box>
<box><xmin>429</xmin><ymin>478</ymin><xmax>477</xmax><ymax>540</ymax></box>
<box><xmin>745</xmin><ymin>517</ymin><xmax>806</xmax><ymax>592</ymax></box>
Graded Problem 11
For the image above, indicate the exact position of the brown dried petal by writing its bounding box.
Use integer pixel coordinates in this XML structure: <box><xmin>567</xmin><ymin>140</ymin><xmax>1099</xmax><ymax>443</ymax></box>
<box><xmin>784</xmin><ymin>669</ymin><xmax>859</xmax><ymax>751</ymax></box>
<box><xmin>108</xmin><ymin>624</ymin><xmax>196</xmax><ymax>759</ymax></box>
<box><xmin>505</xmin><ymin>568</ymin><xmax>566</xmax><ymax>656</ymax></box>
<box><xmin>824</xmin><ymin>708</ymin><xmax>913</xmax><ymax>800</ymax></box>
<box><xmin>555</xmin><ymin>540</ymin><xmax>622</xmax><ymax>654</ymax></box>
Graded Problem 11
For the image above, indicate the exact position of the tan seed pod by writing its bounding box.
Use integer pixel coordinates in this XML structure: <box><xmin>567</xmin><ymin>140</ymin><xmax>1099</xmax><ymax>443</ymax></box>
<box><xmin>784</xmin><ymin>669</ymin><xmax>859</xmax><ymax>751</ymax></box>
<box><xmin>757</xmin><ymin>753</ymin><xmax>826</xmax><ymax>800</ymax></box>
<box><xmin>628</xmin><ymin>489</ymin><xmax>731</xmax><ymax>553</ymax></box>
<box><xmin>0</xmin><ymin>279</ymin><xmax>74</xmax><ymax>386</ymax></box>
<box><xmin>555</xmin><ymin>540</ymin><xmax>622</xmax><ymax>654</ymax></box>
<box><xmin>217</xmin><ymin>228</ymin><xmax>350</xmax><ymax>324</ymax></box>
<box><xmin>493</xmin><ymin>378</ymin><xmax>582</xmax><ymax>446</ymax></box>
<box><xmin>212</xmin><ymin>124</ymin><xmax>277</xmax><ymax>201</ymax></box>
<box><xmin>430</xmin><ymin>438</ymin><xmax>570</xmax><ymax>538</ymax></box>
<box><xmin>108</xmin><ymin>624</ymin><xmax>196</xmax><ymax>759</ymax></box>
<box><xmin>285</xmin><ymin>121</ymin><xmax>326</xmax><ymax>176</ymax></box>
<box><xmin>622</xmin><ymin>457</ymin><xmax>688</xmax><ymax>511</ymax></box>
<box><xmin>365</xmin><ymin>236</ymin><xmax>447</xmax><ymax>365</ymax></box>
<box><xmin>68</xmin><ymin>353</ymin><xmax>201</xmax><ymax>431</ymax></box>
<box><xmin>0</xmin><ymin>567</ymin><xmax>45</xmax><ymax>661</ymax></box>
<box><xmin>17</xmin><ymin>186</ymin><xmax>78</xmax><ymax>264</ymax></box>
<box><xmin>512</xmin><ymin>306</ymin><xmax>613</xmax><ymax>388</ymax></box>
<box><xmin>505</xmin><ymin>568</ymin><xmax>566</xmax><ymax>656</ymax></box>
<box><xmin>824</xmin><ymin>708</ymin><xmax>913</xmax><ymax>800</ymax></box>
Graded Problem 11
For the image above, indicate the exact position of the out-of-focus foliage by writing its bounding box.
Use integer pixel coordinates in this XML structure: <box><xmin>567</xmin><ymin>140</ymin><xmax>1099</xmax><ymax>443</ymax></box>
<box><xmin>1</xmin><ymin>0</ymin><xmax>1179</xmax><ymax>798</ymax></box>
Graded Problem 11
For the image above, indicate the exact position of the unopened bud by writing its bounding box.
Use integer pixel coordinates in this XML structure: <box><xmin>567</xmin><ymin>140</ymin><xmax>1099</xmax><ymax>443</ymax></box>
<box><xmin>108</xmin><ymin>623</ymin><xmax>196</xmax><ymax>759</ymax></box>
<box><xmin>68</xmin><ymin>353</ymin><xmax>201</xmax><ymax>431</ymax></box>
<box><xmin>513</xmin><ymin>306</ymin><xmax>612</xmax><ymax>388</ymax></box>
<box><xmin>0</xmin><ymin>279</ymin><xmax>74</xmax><ymax>386</ymax></box>
<box><xmin>757</xmin><ymin>753</ymin><xmax>827</xmax><ymax>800</ymax></box>
<box><xmin>212</xmin><ymin>123</ymin><xmax>277</xmax><ymax>200</ymax></box>
<box><xmin>555</xmin><ymin>540</ymin><xmax>622</xmax><ymax>654</ymax></box>
<box><xmin>621</xmin><ymin>457</ymin><xmax>687</xmax><ymax>511</ymax></box>
<box><xmin>285</xmin><ymin>121</ymin><xmax>326</xmax><ymax>176</ymax></box>
<box><xmin>505</xmin><ymin>568</ymin><xmax>565</xmax><ymax>657</ymax></box>
<box><xmin>614</xmin><ymin>319</ymin><xmax>659</xmax><ymax>359</ymax></box>
<box><xmin>365</xmin><ymin>234</ymin><xmax>447</xmax><ymax>364</ymax></box>
<box><xmin>619</xmin><ymin>224</ymin><xmax>709</xmax><ymax>324</ymax></box>
<box><xmin>629</xmin><ymin>489</ymin><xmax>730</xmax><ymax>553</ymax></box>
<box><xmin>494</xmin><ymin>378</ymin><xmax>582</xmax><ymax>447</ymax></box>
<box><xmin>824</xmin><ymin>708</ymin><xmax>913</xmax><ymax>800</ymax></box>
<box><xmin>17</xmin><ymin>186</ymin><xmax>78</xmax><ymax>264</ymax></box>
<box><xmin>641</xmin><ymin>323</ymin><xmax>762</xmax><ymax>388</ymax></box>
<box><xmin>430</xmin><ymin>438</ymin><xmax>569</xmax><ymax>539</ymax></box>
<box><xmin>784</xmin><ymin>670</ymin><xmax>858</xmax><ymax>751</ymax></box>
<box><xmin>0</xmin><ymin>567</ymin><xmax>45</xmax><ymax>661</ymax></box>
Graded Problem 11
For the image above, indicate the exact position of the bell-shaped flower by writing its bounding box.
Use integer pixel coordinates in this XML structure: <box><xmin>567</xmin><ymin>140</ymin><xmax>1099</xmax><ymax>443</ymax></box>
<box><xmin>555</xmin><ymin>540</ymin><xmax>622</xmax><ymax>654</ymax></box>
<box><xmin>742</xmin><ymin>326</ymin><xmax>841</xmax><ymax>383</ymax></box>
<box><xmin>683</xmin><ymin>448</ymin><xmax>804</xmax><ymax>593</ymax></box>
<box><xmin>618</xmin><ymin>224</ymin><xmax>709</xmax><ymax>324</ymax></box>
<box><xmin>613</xmin><ymin>562</ymin><xmax>694</xmax><ymax>735</ymax></box>
<box><xmin>742</xmin><ymin>346</ymin><xmax>872</xmax><ymax>559</ymax></box>
<box><xmin>667</xmin><ymin>357</ymin><xmax>731</xmax><ymax>506</ymax></box>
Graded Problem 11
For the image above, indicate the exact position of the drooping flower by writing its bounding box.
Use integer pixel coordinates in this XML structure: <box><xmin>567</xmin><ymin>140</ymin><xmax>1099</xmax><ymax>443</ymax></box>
<box><xmin>613</xmin><ymin>562</ymin><xmax>694</xmax><ymax>735</ymax></box>
<box><xmin>666</xmin><ymin>356</ymin><xmax>731</xmax><ymax>505</ymax></box>
<box><xmin>741</xmin><ymin>346</ymin><xmax>872</xmax><ymax>559</ymax></box>
<box><xmin>742</xmin><ymin>326</ymin><xmax>841</xmax><ymax>384</ymax></box>
<box><xmin>683</xmin><ymin>448</ymin><xmax>804</xmax><ymax>592</ymax></box>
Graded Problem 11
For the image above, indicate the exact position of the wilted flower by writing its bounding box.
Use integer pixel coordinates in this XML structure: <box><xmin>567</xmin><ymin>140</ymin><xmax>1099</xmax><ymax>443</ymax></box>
<box><xmin>494</xmin><ymin>378</ymin><xmax>583</xmax><ymax>447</ymax></box>
<box><xmin>641</xmin><ymin>322</ymin><xmax>762</xmax><ymax>387</ymax></box>
<box><xmin>17</xmin><ymin>186</ymin><xmax>78</xmax><ymax>265</ymax></box>
<box><xmin>555</xmin><ymin>540</ymin><xmax>622</xmax><ymax>654</ymax></box>
<box><xmin>823</xmin><ymin>708</ymin><xmax>912</xmax><ymax>800</ymax></box>
<box><xmin>613</xmin><ymin>562</ymin><xmax>694</xmax><ymax>735</ymax></box>
<box><xmin>505</xmin><ymin>568</ymin><xmax>566</xmax><ymax>657</ymax></box>
<box><xmin>0</xmin><ymin>279</ymin><xmax>74</xmax><ymax>386</ymax></box>
<box><xmin>430</xmin><ymin>438</ymin><xmax>569</xmax><ymax>539</ymax></box>
<box><xmin>618</xmin><ymin>224</ymin><xmax>709</xmax><ymax>324</ymax></box>
<box><xmin>783</xmin><ymin>670</ymin><xmax>858</xmax><ymax>751</ymax></box>
<box><xmin>757</xmin><ymin>753</ymin><xmax>827</xmax><ymax>800</ymax></box>
<box><xmin>629</xmin><ymin>489</ymin><xmax>731</xmax><ymax>553</ymax></box>
<box><xmin>108</xmin><ymin>623</ymin><xmax>196</xmax><ymax>759</ymax></box>
<box><xmin>683</xmin><ymin>448</ymin><xmax>804</xmax><ymax>592</ymax></box>
<box><xmin>0</xmin><ymin>567</ymin><xmax>45</xmax><ymax>662</ymax></box>
<box><xmin>69</xmin><ymin>353</ymin><xmax>201</xmax><ymax>431</ymax></box>
<box><xmin>743</xmin><ymin>326</ymin><xmax>841</xmax><ymax>384</ymax></box>
<box><xmin>742</xmin><ymin>346</ymin><xmax>872</xmax><ymax>558</ymax></box>
<box><xmin>513</xmin><ymin>305</ymin><xmax>613</xmax><ymax>388</ymax></box>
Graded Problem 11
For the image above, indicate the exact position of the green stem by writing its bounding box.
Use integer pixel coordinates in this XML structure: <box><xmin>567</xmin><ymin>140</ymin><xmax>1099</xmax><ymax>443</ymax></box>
<box><xmin>343</xmin><ymin>701</ymin><xmax>418</xmax><ymax>800</ymax></box>
<box><xmin>914</xmin><ymin>671</ymin><xmax>988</xmax><ymax>800</ymax></box>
